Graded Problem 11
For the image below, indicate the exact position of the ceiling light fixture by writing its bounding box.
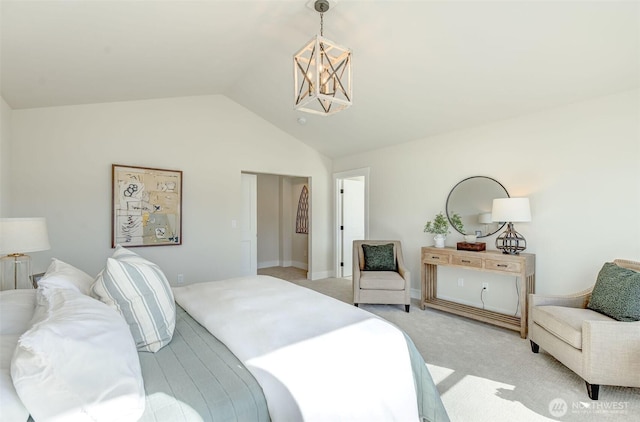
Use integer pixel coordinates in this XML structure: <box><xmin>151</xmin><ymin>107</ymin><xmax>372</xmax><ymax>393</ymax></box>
<box><xmin>293</xmin><ymin>0</ymin><xmax>352</xmax><ymax>116</ymax></box>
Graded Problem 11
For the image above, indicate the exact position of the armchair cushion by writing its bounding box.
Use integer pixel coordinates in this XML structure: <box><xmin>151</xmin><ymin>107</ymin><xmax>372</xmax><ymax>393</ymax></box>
<box><xmin>532</xmin><ymin>305</ymin><xmax>614</xmax><ymax>349</ymax></box>
<box><xmin>587</xmin><ymin>262</ymin><xmax>640</xmax><ymax>322</ymax></box>
<box><xmin>362</xmin><ymin>243</ymin><xmax>396</xmax><ymax>271</ymax></box>
<box><xmin>359</xmin><ymin>271</ymin><xmax>406</xmax><ymax>290</ymax></box>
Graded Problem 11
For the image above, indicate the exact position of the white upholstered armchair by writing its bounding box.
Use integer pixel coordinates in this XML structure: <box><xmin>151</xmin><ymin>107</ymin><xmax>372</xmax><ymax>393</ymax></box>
<box><xmin>528</xmin><ymin>259</ymin><xmax>640</xmax><ymax>400</ymax></box>
<box><xmin>352</xmin><ymin>240</ymin><xmax>411</xmax><ymax>312</ymax></box>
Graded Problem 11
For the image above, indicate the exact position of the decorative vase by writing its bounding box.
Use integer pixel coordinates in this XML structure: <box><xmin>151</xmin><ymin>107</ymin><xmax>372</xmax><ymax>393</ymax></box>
<box><xmin>434</xmin><ymin>234</ymin><xmax>446</xmax><ymax>248</ymax></box>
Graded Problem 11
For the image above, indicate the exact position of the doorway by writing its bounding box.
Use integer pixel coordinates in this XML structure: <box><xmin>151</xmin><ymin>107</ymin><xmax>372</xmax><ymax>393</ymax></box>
<box><xmin>334</xmin><ymin>168</ymin><xmax>369</xmax><ymax>278</ymax></box>
<box><xmin>241</xmin><ymin>172</ymin><xmax>311</xmax><ymax>278</ymax></box>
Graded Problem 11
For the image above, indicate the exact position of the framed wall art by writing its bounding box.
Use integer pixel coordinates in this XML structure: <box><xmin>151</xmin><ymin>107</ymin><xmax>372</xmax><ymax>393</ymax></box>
<box><xmin>112</xmin><ymin>164</ymin><xmax>182</xmax><ymax>248</ymax></box>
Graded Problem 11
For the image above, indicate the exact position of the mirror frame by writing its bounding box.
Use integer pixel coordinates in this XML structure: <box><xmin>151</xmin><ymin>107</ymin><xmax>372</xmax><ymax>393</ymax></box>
<box><xmin>445</xmin><ymin>176</ymin><xmax>509</xmax><ymax>238</ymax></box>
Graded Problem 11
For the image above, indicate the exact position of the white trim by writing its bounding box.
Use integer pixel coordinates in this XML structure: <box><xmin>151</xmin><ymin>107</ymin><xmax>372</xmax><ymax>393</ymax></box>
<box><xmin>291</xmin><ymin>260</ymin><xmax>308</xmax><ymax>270</ymax></box>
<box><xmin>258</xmin><ymin>260</ymin><xmax>281</xmax><ymax>270</ymax></box>
<box><xmin>410</xmin><ymin>288</ymin><xmax>421</xmax><ymax>300</ymax></box>
<box><xmin>310</xmin><ymin>270</ymin><xmax>334</xmax><ymax>280</ymax></box>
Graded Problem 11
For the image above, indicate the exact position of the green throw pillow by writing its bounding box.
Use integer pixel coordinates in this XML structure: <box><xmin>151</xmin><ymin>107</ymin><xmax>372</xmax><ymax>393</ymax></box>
<box><xmin>362</xmin><ymin>243</ymin><xmax>396</xmax><ymax>271</ymax></box>
<box><xmin>587</xmin><ymin>262</ymin><xmax>640</xmax><ymax>322</ymax></box>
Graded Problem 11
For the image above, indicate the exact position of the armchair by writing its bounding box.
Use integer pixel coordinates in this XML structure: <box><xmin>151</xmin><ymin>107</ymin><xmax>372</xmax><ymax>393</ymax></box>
<box><xmin>352</xmin><ymin>240</ymin><xmax>411</xmax><ymax>312</ymax></box>
<box><xmin>528</xmin><ymin>259</ymin><xmax>640</xmax><ymax>400</ymax></box>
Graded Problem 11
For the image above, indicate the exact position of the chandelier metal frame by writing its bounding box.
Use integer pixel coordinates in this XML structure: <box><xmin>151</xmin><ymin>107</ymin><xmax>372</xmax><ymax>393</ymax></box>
<box><xmin>293</xmin><ymin>0</ymin><xmax>352</xmax><ymax>116</ymax></box>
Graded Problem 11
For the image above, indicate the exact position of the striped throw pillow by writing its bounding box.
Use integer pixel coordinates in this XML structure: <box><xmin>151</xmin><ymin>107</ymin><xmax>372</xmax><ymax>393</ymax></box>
<box><xmin>92</xmin><ymin>246</ymin><xmax>176</xmax><ymax>352</ymax></box>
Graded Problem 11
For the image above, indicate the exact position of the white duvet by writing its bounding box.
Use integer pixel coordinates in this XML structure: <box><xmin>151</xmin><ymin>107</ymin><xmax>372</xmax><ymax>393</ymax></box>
<box><xmin>0</xmin><ymin>290</ymin><xmax>35</xmax><ymax>422</ymax></box>
<box><xmin>173</xmin><ymin>275</ymin><xmax>419</xmax><ymax>422</ymax></box>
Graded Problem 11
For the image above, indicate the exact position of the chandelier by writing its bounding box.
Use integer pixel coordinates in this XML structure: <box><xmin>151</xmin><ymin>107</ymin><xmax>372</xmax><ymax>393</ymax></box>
<box><xmin>293</xmin><ymin>0</ymin><xmax>352</xmax><ymax>116</ymax></box>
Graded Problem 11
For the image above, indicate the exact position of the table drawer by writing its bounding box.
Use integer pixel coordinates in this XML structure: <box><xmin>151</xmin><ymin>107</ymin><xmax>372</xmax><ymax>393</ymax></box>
<box><xmin>423</xmin><ymin>252</ymin><xmax>450</xmax><ymax>265</ymax></box>
<box><xmin>452</xmin><ymin>255</ymin><xmax>483</xmax><ymax>268</ymax></box>
<box><xmin>485</xmin><ymin>259</ymin><xmax>522</xmax><ymax>273</ymax></box>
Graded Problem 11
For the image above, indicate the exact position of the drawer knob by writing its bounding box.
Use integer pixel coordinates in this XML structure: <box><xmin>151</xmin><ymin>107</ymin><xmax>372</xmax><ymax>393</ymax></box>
<box><xmin>497</xmin><ymin>264</ymin><xmax>508</xmax><ymax>268</ymax></box>
<box><xmin>462</xmin><ymin>259</ymin><xmax>471</xmax><ymax>263</ymax></box>
<box><xmin>431</xmin><ymin>256</ymin><xmax>440</xmax><ymax>260</ymax></box>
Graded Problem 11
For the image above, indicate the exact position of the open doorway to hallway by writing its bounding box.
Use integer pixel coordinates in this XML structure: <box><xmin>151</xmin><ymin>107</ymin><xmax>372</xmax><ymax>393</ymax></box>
<box><xmin>242</xmin><ymin>173</ymin><xmax>310</xmax><ymax>279</ymax></box>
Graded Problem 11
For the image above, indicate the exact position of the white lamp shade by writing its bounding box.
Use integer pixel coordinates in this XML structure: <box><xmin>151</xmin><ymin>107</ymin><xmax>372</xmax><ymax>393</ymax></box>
<box><xmin>478</xmin><ymin>212</ymin><xmax>493</xmax><ymax>224</ymax></box>
<box><xmin>491</xmin><ymin>198</ymin><xmax>531</xmax><ymax>223</ymax></box>
<box><xmin>0</xmin><ymin>218</ymin><xmax>51</xmax><ymax>254</ymax></box>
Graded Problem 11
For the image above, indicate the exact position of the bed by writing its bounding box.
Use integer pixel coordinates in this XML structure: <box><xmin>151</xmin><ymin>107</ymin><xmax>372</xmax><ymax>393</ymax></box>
<box><xmin>1</xmin><ymin>252</ymin><xmax>449</xmax><ymax>422</ymax></box>
<box><xmin>136</xmin><ymin>305</ymin><xmax>270</xmax><ymax>422</ymax></box>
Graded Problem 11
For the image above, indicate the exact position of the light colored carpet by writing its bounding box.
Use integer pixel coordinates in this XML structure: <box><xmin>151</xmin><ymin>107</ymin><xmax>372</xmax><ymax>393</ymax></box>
<box><xmin>258</xmin><ymin>266</ymin><xmax>640</xmax><ymax>422</ymax></box>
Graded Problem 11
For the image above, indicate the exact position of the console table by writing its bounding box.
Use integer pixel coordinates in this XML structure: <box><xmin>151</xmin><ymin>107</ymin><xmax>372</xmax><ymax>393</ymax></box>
<box><xmin>420</xmin><ymin>246</ymin><xmax>535</xmax><ymax>338</ymax></box>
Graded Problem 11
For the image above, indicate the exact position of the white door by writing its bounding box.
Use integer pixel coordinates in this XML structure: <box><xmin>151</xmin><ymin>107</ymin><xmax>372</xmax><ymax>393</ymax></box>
<box><xmin>341</xmin><ymin>177</ymin><xmax>365</xmax><ymax>277</ymax></box>
<box><xmin>240</xmin><ymin>173</ymin><xmax>257</xmax><ymax>276</ymax></box>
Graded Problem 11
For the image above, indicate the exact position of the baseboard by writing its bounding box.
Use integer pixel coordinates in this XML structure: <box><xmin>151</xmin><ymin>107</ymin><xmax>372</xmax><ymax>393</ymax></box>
<box><xmin>258</xmin><ymin>261</ymin><xmax>308</xmax><ymax>270</ymax></box>
<box><xmin>257</xmin><ymin>260</ymin><xmax>280</xmax><ymax>269</ymax></box>
<box><xmin>291</xmin><ymin>261</ymin><xmax>308</xmax><ymax>270</ymax></box>
<box><xmin>310</xmin><ymin>270</ymin><xmax>333</xmax><ymax>280</ymax></box>
<box><xmin>411</xmin><ymin>288</ymin><xmax>421</xmax><ymax>300</ymax></box>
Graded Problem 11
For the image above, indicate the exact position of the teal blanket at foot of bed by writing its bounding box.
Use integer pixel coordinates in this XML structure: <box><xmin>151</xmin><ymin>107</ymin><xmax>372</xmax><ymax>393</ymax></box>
<box><xmin>137</xmin><ymin>306</ymin><xmax>270</xmax><ymax>422</ymax></box>
<box><xmin>404</xmin><ymin>332</ymin><xmax>450</xmax><ymax>422</ymax></box>
<box><xmin>137</xmin><ymin>305</ymin><xmax>448</xmax><ymax>422</ymax></box>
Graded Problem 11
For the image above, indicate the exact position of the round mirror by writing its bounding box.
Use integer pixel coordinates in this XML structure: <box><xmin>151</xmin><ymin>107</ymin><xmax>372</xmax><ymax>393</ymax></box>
<box><xmin>446</xmin><ymin>176</ymin><xmax>509</xmax><ymax>238</ymax></box>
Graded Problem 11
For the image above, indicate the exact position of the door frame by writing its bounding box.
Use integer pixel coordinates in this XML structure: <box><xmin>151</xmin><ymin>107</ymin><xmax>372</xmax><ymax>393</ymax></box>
<box><xmin>240</xmin><ymin>173</ymin><xmax>258</xmax><ymax>276</ymax></box>
<box><xmin>333</xmin><ymin>168</ymin><xmax>370</xmax><ymax>278</ymax></box>
<box><xmin>243</xmin><ymin>171</ymin><xmax>312</xmax><ymax>279</ymax></box>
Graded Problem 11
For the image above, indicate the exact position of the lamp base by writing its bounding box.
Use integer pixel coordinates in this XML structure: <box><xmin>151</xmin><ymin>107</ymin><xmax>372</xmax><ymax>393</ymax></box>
<box><xmin>0</xmin><ymin>254</ymin><xmax>33</xmax><ymax>290</ymax></box>
<box><xmin>495</xmin><ymin>223</ymin><xmax>527</xmax><ymax>255</ymax></box>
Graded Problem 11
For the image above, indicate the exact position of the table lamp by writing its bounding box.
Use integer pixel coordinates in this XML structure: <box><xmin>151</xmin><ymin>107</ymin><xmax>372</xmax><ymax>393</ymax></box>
<box><xmin>491</xmin><ymin>198</ymin><xmax>531</xmax><ymax>254</ymax></box>
<box><xmin>0</xmin><ymin>218</ymin><xmax>51</xmax><ymax>289</ymax></box>
<box><xmin>478</xmin><ymin>212</ymin><xmax>493</xmax><ymax>235</ymax></box>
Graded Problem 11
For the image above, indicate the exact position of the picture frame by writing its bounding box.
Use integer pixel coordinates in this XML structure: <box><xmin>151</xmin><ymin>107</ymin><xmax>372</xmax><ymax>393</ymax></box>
<box><xmin>112</xmin><ymin>164</ymin><xmax>182</xmax><ymax>248</ymax></box>
<box><xmin>32</xmin><ymin>272</ymin><xmax>45</xmax><ymax>289</ymax></box>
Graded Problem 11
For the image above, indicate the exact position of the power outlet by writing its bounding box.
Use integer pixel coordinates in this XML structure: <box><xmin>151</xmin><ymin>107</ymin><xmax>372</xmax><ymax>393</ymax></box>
<box><xmin>482</xmin><ymin>282</ymin><xmax>489</xmax><ymax>291</ymax></box>
<box><xmin>457</xmin><ymin>278</ymin><xmax>464</xmax><ymax>287</ymax></box>
<box><xmin>177</xmin><ymin>274</ymin><xmax>184</xmax><ymax>284</ymax></box>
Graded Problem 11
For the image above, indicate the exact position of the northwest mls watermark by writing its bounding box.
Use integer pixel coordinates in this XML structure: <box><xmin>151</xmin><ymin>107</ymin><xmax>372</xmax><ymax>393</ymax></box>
<box><xmin>549</xmin><ymin>398</ymin><xmax>630</xmax><ymax>417</ymax></box>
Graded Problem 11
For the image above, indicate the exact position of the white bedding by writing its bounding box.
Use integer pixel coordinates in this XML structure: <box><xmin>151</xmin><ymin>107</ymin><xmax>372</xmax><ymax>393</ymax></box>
<box><xmin>0</xmin><ymin>290</ymin><xmax>35</xmax><ymax>422</ymax></box>
<box><xmin>173</xmin><ymin>275</ymin><xmax>420</xmax><ymax>422</ymax></box>
<box><xmin>11</xmin><ymin>287</ymin><xmax>145</xmax><ymax>422</ymax></box>
<box><xmin>1</xmin><ymin>286</ymin><xmax>145</xmax><ymax>422</ymax></box>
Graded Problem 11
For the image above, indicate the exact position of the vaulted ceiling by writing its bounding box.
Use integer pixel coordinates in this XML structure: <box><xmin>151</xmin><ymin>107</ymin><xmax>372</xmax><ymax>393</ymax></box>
<box><xmin>2</xmin><ymin>1</ymin><xmax>638</xmax><ymax>158</ymax></box>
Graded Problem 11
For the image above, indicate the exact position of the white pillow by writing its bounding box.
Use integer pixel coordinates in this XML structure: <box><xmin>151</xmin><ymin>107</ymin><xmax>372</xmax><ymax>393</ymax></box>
<box><xmin>11</xmin><ymin>288</ymin><xmax>145</xmax><ymax>422</ymax></box>
<box><xmin>92</xmin><ymin>245</ymin><xmax>175</xmax><ymax>353</ymax></box>
<box><xmin>38</xmin><ymin>258</ymin><xmax>94</xmax><ymax>295</ymax></box>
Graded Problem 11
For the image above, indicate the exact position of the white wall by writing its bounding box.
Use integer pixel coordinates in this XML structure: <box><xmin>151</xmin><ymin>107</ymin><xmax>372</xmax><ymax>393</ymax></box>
<box><xmin>280</xmin><ymin>176</ymin><xmax>293</xmax><ymax>268</ymax></box>
<box><xmin>0</xmin><ymin>96</ymin><xmax>11</xmax><ymax>216</ymax></box>
<box><xmin>333</xmin><ymin>90</ymin><xmax>640</xmax><ymax>312</ymax></box>
<box><xmin>10</xmin><ymin>95</ymin><xmax>333</xmax><ymax>283</ymax></box>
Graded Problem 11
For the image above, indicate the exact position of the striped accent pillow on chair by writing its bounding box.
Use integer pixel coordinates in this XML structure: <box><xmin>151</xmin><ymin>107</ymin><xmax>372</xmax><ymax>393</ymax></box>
<box><xmin>92</xmin><ymin>245</ymin><xmax>176</xmax><ymax>352</ymax></box>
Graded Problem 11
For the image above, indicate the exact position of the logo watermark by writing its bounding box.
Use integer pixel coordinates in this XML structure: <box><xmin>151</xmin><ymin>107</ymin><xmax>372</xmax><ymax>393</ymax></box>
<box><xmin>549</xmin><ymin>398</ymin><xmax>567</xmax><ymax>417</ymax></box>
<box><xmin>549</xmin><ymin>398</ymin><xmax>630</xmax><ymax>417</ymax></box>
